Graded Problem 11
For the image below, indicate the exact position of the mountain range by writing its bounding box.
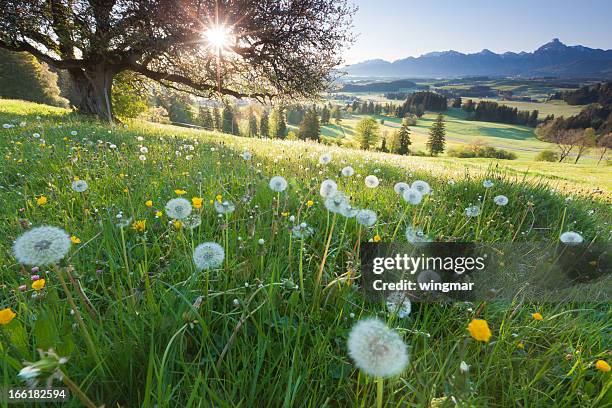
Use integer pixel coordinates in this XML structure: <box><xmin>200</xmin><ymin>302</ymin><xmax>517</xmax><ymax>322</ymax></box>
<box><xmin>344</xmin><ymin>39</ymin><xmax>612</xmax><ymax>78</ymax></box>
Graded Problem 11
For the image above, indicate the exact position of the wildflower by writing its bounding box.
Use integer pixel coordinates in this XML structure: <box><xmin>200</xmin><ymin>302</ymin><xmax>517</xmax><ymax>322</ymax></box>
<box><xmin>0</xmin><ymin>308</ymin><xmax>16</xmax><ymax>325</ymax></box>
<box><xmin>13</xmin><ymin>226</ymin><xmax>71</xmax><ymax>266</ymax></box>
<box><xmin>356</xmin><ymin>209</ymin><xmax>377</xmax><ymax>227</ymax></box>
<box><xmin>215</xmin><ymin>194</ymin><xmax>222</xmax><ymax>202</ymax></box>
<box><xmin>319</xmin><ymin>152</ymin><xmax>332</xmax><ymax>165</ymax></box>
<box><xmin>306</xmin><ymin>200</ymin><xmax>314</xmax><ymax>207</ymax></box>
<box><xmin>138</xmin><ymin>155</ymin><xmax>147</xmax><ymax>162</ymax></box>
<box><xmin>347</xmin><ymin>318</ymin><xmax>409</xmax><ymax>378</ymax></box>
<box><xmin>258</xmin><ymin>238</ymin><xmax>265</xmax><ymax>245</ymax></box>
<box><xmin>140</xmin><ymin>146</ymin><xmax>148</xmax><ymax>154</ymax></box>
<box><xmin>183</xmin><ymin>215</ymin><xmax>202</xmax><ymax>230</ymax></box>
<box><xmin>165</xmin><ymin>198</ymin><xmax>192</xmax><ymax>220</ymax></box>
<box><xmin>155</xmin><ymin>211</ymin><xmax>163</xmax><ymax>218</ymax></box>
<box><xmin>241</xmin><ymin>151</ymin><xmax>252</xmax><ymax>160</ymax></box>
<box><xmin>393</xmin><ymin>182</ymin><xmax>410</xmax><ymax>195</ymax></box>
<box><xmin>174</xmin><ymin>189</ymin><xmax>187</xmax><ymax>195</ymax></box>
<box><xmin>373</xmin><ymin>234</ymin><xmax>381</xmax><ymax>242</ymax></box>
<box><xmin>560</xmin><ymin>231</ymin><xmax>583</xmax><ymax>245</ymax></box>
<box><xmin>324</xmin><ymin>191</ymin><xmax>348</xmax><ymax>213</ymax></box>
<box><xmin>467</xmin><ymin>319</ymin><xmax>492</xmax><ymax>342</ymax></box>
<box><xmin>320</xmin><ymin>179</ymin><xmax>338</xmax><ymax>198</ymax></box>
<box><xmin>115</xmin><ymin>216</ymin><xmax>133</xmax><ymax>228</ymax></box>
<box><xmin>36</xmin><ymin>196</ymin><xmax>48</xmax><ymax>206</ymax></box>
<box><xmin>18</xmin><ymin>349</ymin><xmax>68</xmax><ymax>389</ymax></box>
<box><xmin>269</xmin><ymin>176</ymin><xmax>288</xmax><ymax>192</ymax></box>
<box><xmin>214</xmin><ymin>200</ymin><xmax>236</xmax><ymax>214</ymax></box>
<box><xmin>402</xmin><ymin>188</ymin><xmax>422</xmax><ymax>205</ymax></box>
<box><xmin>70</xmin><ymin>236</ymin><xmax>81</xmax><ymax>244</ymax></box>
<box><xmin>595</xmin><ymin>360</ymin><xmax>611</xmax><ymax>372</ymax></box>
<box><xmin>340</xmin><ymin>204</ymin><xmax>359</xmax><ymax>218</ymax></box>
<box><xmin>493</xmin><ymin>195</ymin><xmax>509</xmax><ymax>206</ymax></box>
<box><xmin>483</xmin><ymin>180</ymin><xmax>494</xmax><ymax>188</ymax></box>
<box><xmin>517</xmin><ymin>341</ymin><xmax>525</xmax><ymax>349</ymax></box>
<box><xmin>292</xmin><ymin>223</ymin><xmax>314</xmax><ymax>239</ymax></box>
<box><xmin>193</xmin><ymin>242</ymin><xmax>225</xmax><ymax>270</ymax></box>
<box><xmin>405</xmin><ymin>226</ymin><xmax>430</xmax><ymax>244</ymax></box>
<box><xmin>465</xmin><ymin>205</ymin><xmax>481</xmax><ymax>217</ymax></box>
<box><xmin>459</xmin><ymin>361</ymin><xmax>470</xmax><ymax>374</ymax></box>
<box><xmin>191</xmin><ymin>197</ymin><xmax>203</xmax><ymax>209</ymax></box>
<box><xmin>70</xmin><ymin>130</ymin><xmax>77</xmax><ymax>136</ymax></box>
<box><xmin>411</xmin><ymin>180</ymin><xmax>431</xmax><ymax>195</ymax></box>
<box><xmin>71</xmin><ymin>180</ymin><xmax>88</xmax><ymax>193</ymax></box>
<box><xmin>32</xmin><ymin>279</ymin><xmax>46</xmax><ymax>291</ymax></box>
<box><xmin>341</xmin><ymin>166</ymin><xmax>355</xmax><ymax>177</ymax></box>
<box><xmin>532</xmin><ymin>312</ymin><xmax>543</xmax><ymax>321</ymax></box>
<box><xmin>364</xmin><ymin>175</ymin><xmax>379</xmax><ymax>188</ymax></box>
<box><xmin>386</xmin><ymin>292</ymin><xmax>411</xmax><ymax>318</ymax></box>
<box><xmin>132</xmin><ymin>220</ymin><xmax>146</xmax><ymax>232</ymax></box>
<box><xmin>145</xmin><ymin>200</ymin><xmax>153</xmax><ymax>208</ymax></box>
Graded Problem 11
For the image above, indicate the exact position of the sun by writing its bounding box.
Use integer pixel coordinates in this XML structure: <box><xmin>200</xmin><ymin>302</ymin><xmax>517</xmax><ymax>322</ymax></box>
<box><xmin>204</xmin><ymin>24</ymin><xmax>231</xmax><ymax>51</ymax></box>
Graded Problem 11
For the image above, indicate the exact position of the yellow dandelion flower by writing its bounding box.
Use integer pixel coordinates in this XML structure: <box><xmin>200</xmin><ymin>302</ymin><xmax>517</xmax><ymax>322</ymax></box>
<box><xmin>192</xmin><ymin>197</ymin><xmax>203</xmax><ymax>209</ymax></box>
<box><xmin>123</xmin><ymin>188</ymin><xmax>129</xmax><ymax>193</ymax></box>
<box><xmin>70</xmin><ymin>236</ymin><xmax>81</xmax><ymax>244</ymax></box>
<box><xmin>373</xmin><ymin>234</ymin><xmax>381</xmax><ymax>242</ymax></box>
<box><xmin>595</xmin><ymin>360</ymin><xmax>611</xmax><ymax>372</ymax></box>
<box><xmin>155</xmin><ymin>211</ymin><xmax>163</xmax><ymax>217</ymax></box>
<box><xmin>216</xmin><ymin>194</ymin><xmax>222</xmax><ymax>202</ymax></box>
<box><xmin>281</xmin><ymin>212</ymin><xmax>289</xmax><ymax>217</ymax></box>
<box><xmin>517</xmin><ymin>341</ymin><xmax>525</xmax><ymax>349</ymax></box>
<box><xmin>32</xmin><ymin>279</ymin><xmax>46</xmax><ymax>291</ymax></box>
<box><xmin>209</xmin><ymin>199</ymin><xmax>214</xmax><ymax>205</ymax></box>
<box><xmin>145</xmin><ymin>200</ymin><xmax>153</xmax><ymax>208</ymax></box>
<box><xmin>467</xmin><ymin>319</ymin><xmax>492</xmax><ymax>342</ymax></box>
<box><xmin>306</xmin><ymin>200</ymin><xmax>314</xmax><ymax>207</ymax></box>
<box><xmin>172</xmin><ymin>220</ymin><xmax>183</xmax><ymax>230</ymax></box>
<box><xmin>175</xmin><ymin>189</ymin><xmax>187</xmax><ymax>195</ymax></box>
<box><xmin>132</xmin><ymin>220</ymin><xmax>146</xmax><ymax>232</ymax></box>
<box><xmin>119</xmin><ymin>173</ymin><xmax>125</xmax><ymax>179</ymax></box>
<box><xmin>36</xmin><ymin>196</ymin><xmax>48</xmax><ymax>206</ymax></box>
<box><xmin>0</xmin><ymin>308</ymin><xmax>16</xmax><ymax>325</ymax></box>
<box><xmin>73</xmin><ymin>176</ymin><xmax>80</xmax><ymax>181</ymax></box>
<box><xmin>532</xmin><ymin>312</ymin><xmax>543</xmax><ymax>321</ymax></box>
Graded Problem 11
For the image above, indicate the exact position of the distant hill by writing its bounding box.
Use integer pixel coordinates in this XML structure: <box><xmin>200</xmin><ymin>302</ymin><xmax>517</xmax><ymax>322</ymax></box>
<box><xmin>339</xmin><ymin>79</ymin><xmax>422</xmax><ymax>92</ymax></box>
<box><xmin>344</xmin><ymin>39</ymin><xmax>612</xmax><ymax>78</ymax></box>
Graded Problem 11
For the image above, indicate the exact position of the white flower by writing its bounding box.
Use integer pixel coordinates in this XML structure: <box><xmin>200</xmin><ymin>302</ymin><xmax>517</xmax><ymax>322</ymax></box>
<box><xmin>341</xmin><ymin>166</ymin><xmax>355</xmax><ymax>177</ymax></box>
<box><xmin>320</xmin><ymin>179</ymin><xmax>338</xmax><ymax>198</ymax></box>
<box><xmin>269</xmin><ymin>176</ymin><xmax>288</xmax><ymax>192</ymax></box>
<box><xmin>183</xmin><ymin>215</ymin><xmax>202</xmax><ymax>230</ymax></box>
<box><xmin>71</xmin><ymin>180</ymin><xmax>88</xmax><ymax>193</ymax></box>
<box><xmin>241</xmin><ymin>151</ymin><xmax>252</xmax><ymax>160</ymax></box>
<box><xmin>292</xmin><ymin>223</ymin><xmax>314</xmax><ymax>239</ymax></box>
<box><xmin>347</xmin><ymin>318</ymin><xmax>409</xmax><ymax>378</ymax></box>
<box><xmin>214</xmin><ymin>200</ymin><xmax>235</xmax><ymax>214</ymax></box>
<box><xmin>364</xmin><ymin>175</ymin><xmax>379</xmax><ymax>188</ymax></box>
<box><xmin>324</xmin><ymin>191</ymin><xmax>349</xmax><ymax>213</ymax></box>
<box><xmin>560</xmin><ymin>231</ymin><xmax>583</xmax><ymax>245</ymax></box>
<box><xmin>2</xmin><ymin>123</ymin><xmax>14</xmax><ymax>129</ymax></box>
<box><xmin>139</xmin><ymin>146</ymin><xmax>149</xmax><ymax>154</ymax></box>
<box><xmin>493</xmin><ymin>195</ymin><xmax>508</xmax><ymax>206</ymax></box>
<box><xmin>356</xmin><ymin>209</ymin><xmax>377</xmax><ymax>227</ymax></box>
<box><xmin>139</xmin><ymin>154</ymin><xmax>147</xmax><ymax>161</ymax></box>
<box><xmin>483</xmin><ymin>180</ymin><xmax>494</xmax><ymax>188</ymax></box>
<box><xmin>340</xmin><ymin>204</ymin><xmax>360</xmax><ymax>218</ymax></box>
<box><xmin>465</xmin><ymin>205</ymin><xmax>480</xmax><ymax>217</ymax></box>
<box><xmin>109</xmin><ymin>144</ymin><xmax>117</xmax><ymax>149</ymax></box>
<box><xmin>405</xmin><ymin>226</ymin><xmax>430</xmax><ymax>244</ymax></box>
<box><xmin>137</xmin><ymin>136</ymin><xmax>144</xmax><ymax>141</ymax></box>
<box><xmin>13</xmin><ymin>226</ymin><xmax>71</xmax><ymax>266</ymax></box>
<box><xmin>70</xmin><ymin>130</ymin><xmax>78</xmax><ymax>136</ymax></box>
<box><xmin>460</xmin><ymin>361</ymin><xmax>470</xmax><ymax>374</ymax></box>
<box><xmin>258</xmin><ymin>238</ymin><xmax>265</xmax><ymax>245</ymax></box>
<box><xmin>402</xmin><ymin>188</ymin><xmax>423</xmax><ymax>205</ymax></box>
<box><xmin>393</xmin><ymin>182</ymin><xmax>410</xmax><ymax>195</ymax></box>
<box><xmin>193</xmin><ymin>242</ymin><xmax>225</xmax><ymax>270</ymax></box>
<box><xmin>386</xmin><ymin>292</ymin><xmax>411</xmax><ymax>318</ymax></box>
<box><xmin>115</xmin><ymin>216</ymin><xmax>133</xmax><ymax>228</ymax></box>
<box><xmin>319</xmin><ymin>153</ymin><xmax>332</xmax><ymax>165</ymax></box>
<box><xmin>165</xmin><ymin>198</ymin><xmax>192</xmax><ymax>220</ymax></box>
<box><xmin>411</xmin><ymin>180</ymin><xmax>431</xmax><ymax>195</ymax></box>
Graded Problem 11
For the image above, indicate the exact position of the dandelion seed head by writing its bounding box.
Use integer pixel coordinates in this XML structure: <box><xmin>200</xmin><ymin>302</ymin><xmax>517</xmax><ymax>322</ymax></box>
<box><xmin>364</xmin><ymin>175</ymin><xmax>379</xmax><ymax>188</ymax></box>
<box><xmin>319</xmin><ymin>153</ymin><xmax>332</xmax><ymax>165</ymax></box>
<box><xmin>465</xmin><ymin>205</ymin><xmax>481</xmax><ymax>217</ymax></box>
<box><xmin>402</xmin><ymin>188</ymin><xmax>423</xmax><ymax>205</ymax></box>
<box><xmin>71</xmin><ymin>180</ymin><xmax>88</xmax><ymax>193</ymax></box>
<box><xmin>493</xmin><ymin>195</ymin><xmax>508</xmax><ymax>206</ymax></box>
<box><xmin>165</xmin><ymin>198</ymin><xmax>192</xmax><ymax>220</ymax></box>
<box><xmin>411</xmin><ymin>180</ymin><xmax>431</xmax><ymax>195</ymax></box>
<box><xmin>405</xmin><ymin>226</ymin><xmax>430</xmax><ymax>244</ymax></box>
<box><xmin>386</xmin><ymin>292</ymin><xmax>411</xmax><ymax>318</ymax></box>
<box><xmin>560</xmin><ymin>231</ymin><xmax>583</xmax><ymax>245</ymax></box>
<box><xmin>193</xmin><ymin>242</ymin><xmax>225</xmax><ymax>270</ymax></box>
<box><xmin>483</xmin><ymin>180</ymin><xmax>494</xmax><ymax>188</ymax></box>
<box><xmin>319</xmin><ymin>179</ymin><xmax>338</xmax><ymax>198</ymax></box>
<box><xmin>340</xmin><ymin>204</ymin><xmax>359</xmax><ymax>218</ymax></box>
<box><xmin>13</xmin><ymin>226</ymin><xmax>71</xmax><ymax>266</ymax></box>
<box><xmin>269</xmin><ymin>176</ymin><xmax>288</xmax><ymax>192</ymax></box>
<box><xmin>356</xmin><ymin>209</ymin><xmax>377</xmax><ymax>227</ymax></box>
<box><xmin>341</xmin><ymin>166</ymin><xmax>355</xmax><ymax>177</ymax></box>
<box><xmin>324</xmin><ymin>191</ymin><xmax>348</xmax><ymax>213</ymax></box>
<box><xmin>394</xmin><ymin>182</ymin><xmax>410</xmax><ymax>195</ymax></box>
<box><xmin>214</xmin><ymin>200</ymin><xmax>235</xmax><ymax>214</ymax></box>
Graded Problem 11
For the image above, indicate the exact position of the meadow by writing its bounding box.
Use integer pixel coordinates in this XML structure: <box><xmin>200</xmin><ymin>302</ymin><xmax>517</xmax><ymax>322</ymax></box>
<box><xmin>0</xmin><ymin>99</ymin><xmax>611</xmax><ymax>407</ymax></box>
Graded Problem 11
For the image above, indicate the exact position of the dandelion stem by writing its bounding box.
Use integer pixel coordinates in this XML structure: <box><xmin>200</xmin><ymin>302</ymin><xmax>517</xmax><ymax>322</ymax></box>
<box><xmin>391</xmin><ymin>206</ymin><xmax>409</xmax><ymax>241</ymax></box>
<box><xmin>316</xmin><ymin>213</ymin><xmax>337</xmax><ymax>287</ymax></box>
<box><xmin>376</xmin><ymin>377</ymin><xmax>384</xmax><ymax>408</ymax></box>
<box><xmin>62</xmin><ymin>372</ymin><xmax>98</xmax><ymax>408</ymax></box>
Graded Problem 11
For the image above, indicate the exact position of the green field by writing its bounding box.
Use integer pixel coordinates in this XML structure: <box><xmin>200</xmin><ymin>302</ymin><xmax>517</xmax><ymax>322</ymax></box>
<box><xmin>1</xmin><ymin>100</ymin><xmax>611</xmax><ymax>407</ymax></box>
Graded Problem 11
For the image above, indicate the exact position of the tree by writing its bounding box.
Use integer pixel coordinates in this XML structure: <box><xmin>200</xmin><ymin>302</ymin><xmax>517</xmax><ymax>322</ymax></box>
<box><xmin>596</xmin><ymin>133</ymin><xmax>612</xmax><ymax>164</ymax></box>
<box><xmin>269</xmin><ymin>107</ymin><xmax>287</xmax><ymax>139</ymax></box>
<box><xmin>0</xmin><ymin>1</ymin><xmax>355</xmax><ymax>122</ymax></box>
<box><xmin>212</xmin><ymin>106</ymin><xmax>221</xmax><ymax>131</ymax></box>
<box><xmin>165</xmin><ymin>93</ymin><xmax>195</xmax><ymax>124</ymax></box>
<box><xmin>199</xmin><ymin>106</ymin><xmax>214</xmax><ymax>130</ymax></box>
<box><xmin>356</xmin><ymin>117</ymin><xmax>380</xmax><ymax>150</ymax></box>
<box><xmin>396</xmin><ymin>120</ymin><xmax>412</xmax><ymax>155</ymax></box>
<box><xmin>247</xmin><ymin>111</ymin><xmax>258</xmax><ymax>137</ymax></box>
<box><xmin>298</xmin><ymin>107</ymin><xmax>320</xmax><ymax>141</ymax></box>
<box><xmin>320</xmin><ymin>105</ymin><xmax>330</xmax><ymax>124</ymax></box>
<box><xmin>574</xmin><ymin>128</ymin><xmax>596</xmax><ymax>164</ymax></box>
<box><xmin>537</xmin><ymin>120</ymin><xmax>582</xmax><ymax>162</ymax></box>
<box><xmin>379</xmin><ymin>137</ymin><xmax>389</xmax><ymax>152</ymax></box>
<box><xmin>259</xmin><ymin>111</ymin><xmax>270</xmax><ymax>138</ymax></box>
<box><xmin>452</xmin><ymin>96</ymin><xmax>462</xmax><ymax>108</ymax></box>
<box><xmin>0</xmin><ymin>49</ymin><xmax>66</xmax><ymax>107</ymax></box>
<box><xmin>111</xmin><ymin>72</ymin><xmax>149</xmax><ymax>119</ymax></box>
<box><xmin>221</xmin><ymin>105</ymin><xmax>238</xmax><ymax>135</ymax></box>
<box><xmin>427</xmin><ymin>113</ymin><xmax>446</xmax><ymax>156</ymax></box>
<box><xmin>332</xmin><ymin>106</ymin><xmax>342</xmax><ymax>124</ymax></box>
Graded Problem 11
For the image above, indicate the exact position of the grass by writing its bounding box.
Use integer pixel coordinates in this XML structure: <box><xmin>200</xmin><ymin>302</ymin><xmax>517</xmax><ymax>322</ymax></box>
<box><xmin>0</xmin><ymin>100</ymin><xmax>611</xmax><ymax>407</ymax></box>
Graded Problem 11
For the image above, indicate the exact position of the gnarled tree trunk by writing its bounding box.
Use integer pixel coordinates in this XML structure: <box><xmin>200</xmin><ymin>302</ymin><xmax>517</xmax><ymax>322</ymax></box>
<box><xmin>68</xmin><ymin>65</ymin><xmax>116</xmax><ymax>123</ymax></box>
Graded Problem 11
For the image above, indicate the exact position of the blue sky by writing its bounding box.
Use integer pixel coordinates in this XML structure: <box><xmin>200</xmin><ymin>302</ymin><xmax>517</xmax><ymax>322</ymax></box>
<box><xmin>344</xmin><ymin>0</ymin><xmax>612</xmax><ymax>64</ymax></box>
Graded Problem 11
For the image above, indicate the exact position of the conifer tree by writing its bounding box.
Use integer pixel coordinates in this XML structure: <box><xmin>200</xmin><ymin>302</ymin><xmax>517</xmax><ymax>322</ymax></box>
<box><xmin>212</xmin><ymin>106</ymin><xmax>221</xmax><ymax>130</ymax></box>
<box><xmin>396</xmin><ymin>120</ymin><xmax>412</xmax><ymax>155</ymax></box>
<box><xmin>320</xmin><ymin>105</ymin><xmax>330</xmax><ymax>124</ymax></box>
<box><xmin>221</xmin><ymin>105</ymin><xmax>238</xmax><ymax>135</ymax></box>
<box><xmin>356</xmin><ymin>117</ymin><xmax>380</xmax><ymax>150</ymax></box>
<box><xmin>199</xmin><ymin>106</ymin><xmax>214</xmax><ymax>130</ymax></box>
<box><xmin>269</xmin><ymin>107</ymin><xmax>287</xmax><ymax>139</ymax></box>
<box><xmin>298</xmin><ymin>107</ymin><xmax>321</xmax><ymax>141</ymax></box>
<box><xmin>427</xmin><ymin>113</ymin><xmax>446</xmax><ymax>156</ymax></box>
<box><xmin>248</xmin><ymin>111</ymin><xmax>258</xmax><ymax>137</ymax></box>
<box><xmin>259</xmin><ymin>110</ymin><xmax>269</xmax><ymax>138</ymax></box>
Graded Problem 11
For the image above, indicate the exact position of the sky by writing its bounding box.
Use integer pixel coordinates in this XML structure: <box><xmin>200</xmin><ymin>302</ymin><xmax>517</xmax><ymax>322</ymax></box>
<box><xmin>343</xmin><ymin>0</ymin><xmax>612</xmax><ymax>65</ymax></box>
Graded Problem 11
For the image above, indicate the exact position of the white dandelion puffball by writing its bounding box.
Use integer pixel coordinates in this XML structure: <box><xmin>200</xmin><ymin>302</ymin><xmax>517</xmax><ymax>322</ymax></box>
<box><xmin>483</xmin><ymin>179</ymin><xmax>494</xmax><ymax>188</ymax></box>
<box><xmin>406</xmin><ymin>226</ymin><xmax>430</xmax><ymax>244</ymax></box>
<box><xmin>165</xmin><ymin>198</ymin><xmax>192</xmax><ymax>220</ymax></box>
<box><xmin>364</xmin><ymin>175</ymin><xmax>379</xmax><ymax>188</ymax></box>
<box><xmin>269</xmin><ymin>176</ymin><xmax>288</xmax><ymax>192</ymax></box>
<box><xmin>241</xmin><ymin>151</ymin><xmax>252</xmax><ymax>160</ymax></box>
<box><xmin>356</xmin><ymin>209</ymin><xmax>377</xmax><ymax>227</ymax></box>
<box><xmin>13</xmin><ymin>226</ymin><xmax>71</xmax><ymax>266</ymax></box>
<box><xmin>320</xmin><ymin>179</ymin><xmax>338</xmax><ymax>198</ymax></box>
<box><xmin>70</xmin><ymin>130</ymin><xmax>78</xmax><ymax>136</ymax></box>
<box><xmin>71</xmin><ymin>180</ymin><xmax>88</xmax><ymax>193</ymax></box>
<box><xmin>139</xmin><ymin>146</ymin><xmax>149</xmax><ymax>154</ymax></box>
<box><xmin>560</xmin><ymin>231</ymin><xmax>584</xmax><ymax>245</ymax></box>
<box><xmin>493</xmin><ymin>195</ymin><xmax>508</xmax><ymax>206</ymax></box>
<box><xmin>394</xmin><ymin>182</ymin><xmax>410</xmax><ymax>195</ymax></box>
<box><xmin>183</xmin><ymin>215</ymin><xmax>202</xmax><ymax>230</ymax></box>
<box><xmin>465</xmin><ymin>205</ymin><xmax>481</xmax><ymax>217</ymax></box>
<box><xmin>193</xmin><ymin>242</ymin><xmax>225</xmax><ymax>270</ymax></box>
<box><xmin>324</xmin><ymin>192</ymin><xmax>349</xmax><ymax>213</ymax></box>
<box><xmin>139</xmin><ymin>155</ymin><xmax>147</xmax><ymax>162</ymax></box>
<box><xmin>347</xmin><ymin>318</ymin><xmax>409</xmax><ymax>378</ymax></box>
<box><xmin>340</xmin><ymin>204</ymin><xmax>360</xmax><ymax>218</ymax></box>
<box><xmin>417</xmin><ymin>269</ymin><xmax>441</xmax><ymax>286</ymax></box>
<box><xmin>319</xmin><ymin>152</ymin><xmax>332</xmax><ymax>165</ymax></box>
<box><xmin>402</xmin><ymin>188</ymin><xmax>423</xmax><ymax>205</ymax></box>
<box><xmin>411</xmin><ymin>180</ymin><xmax>431</xmax><ymax>195</ymax></box>
<box><xmin>460</xmin><ymin>361</ymin><xmax>470</xmax><ymax>374</ymax></box>
<box><xmin>341</xmin><ymin>166</ymin><xmax>355</xmax><ymax>177</ymax></box>
<box><xmin>214</xmin><ymin>200</ymin><xmax>236</xmax><ymax>214</ymax></box>
<box><xmin>386</xmin><ymin>292</ymin><xmax>412</xmax><ymax>318</ymax></box>
<box><xmin>292</xmin><ymin>224</ymin><xmax>314</xmax><ymax>239</ymax></box>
